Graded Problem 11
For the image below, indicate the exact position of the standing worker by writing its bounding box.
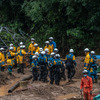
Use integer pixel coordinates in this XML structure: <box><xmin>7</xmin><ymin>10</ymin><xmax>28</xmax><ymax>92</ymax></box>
<box><xmin>80</xmin><ymin>70</ymin><xmax>93</xmax><ymax>100</ymax></box>
<box><xmin>90</xmin><ymin>51</ymin><xmax>98</xmax><ymax>83</ymax></box>
<box><xmin>17</xmin><ymin>45</ymin><xmax>28</xmax><ymax>74</ymax></box>
<box><xmin>44</xmin><ymin>41</ymin><xmax>53</xmax><ymax>55</ymax></box>
<box><xmin>49</xmin><ymin>37</ymin><xmax>56</xmax><ymax>50</ymax></box>
<box><xmin>28</xmin><ymin>38</ymin><xmax>36</xmax><ymax>65</ymax></box>
<box><xmin>84</xmin><ymin>48</ymin><xmax>91</xmax><ymax>76</ymax></box>
<box><xmin>65</xmin><ymin>49</ymin><xmax>76</xmax><ymax>82</ymax></box>
<box><xmin>0</xmin><ymin>48</ymin><xmax>5</xmax><ymax>71</ymax></box>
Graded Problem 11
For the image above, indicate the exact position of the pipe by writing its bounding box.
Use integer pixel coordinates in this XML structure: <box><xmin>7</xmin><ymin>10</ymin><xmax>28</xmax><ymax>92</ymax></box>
<box><xmin>8</xmin><ymin>75</ymin><xmax>32</xmax><ymax>93</ymax></box>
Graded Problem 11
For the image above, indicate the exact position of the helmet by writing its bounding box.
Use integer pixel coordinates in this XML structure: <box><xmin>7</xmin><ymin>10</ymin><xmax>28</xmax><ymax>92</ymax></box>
<box><xmin>54</xmin><ymin>48</ymin><xmax>58</xmax><ymax>52</ymax></box>
<box><xmin>91</xmin><ymin>51</ymin><xmax>95</xmax><ymax>54</ymax></box>
<box><xmin>55</xmin><ymin>54</ymin><xmax>60</xmax><ymax>58</ymax></box>
<box><xmin>84</xmin><ymin>48</ymin><xmax>89</xmax><ymax>52</ymax></box>
<box><xmin>45</xmin><ymin>41</ymin><xmax>49</xmax><ymax>44</ymax></box>
<box><xmin>83</xmin><ymin>70</ymin><xmax>88</xmax><ymax>74</ymax></box>
<box><xmin>50</xmin><ymin>52</ymin><xmax>55</xmax><ymax>56</ymax></box>
<box><xmin>40</xmin><ymin>48</ymin><xmax>43</xmax><ymax>52</ymax></box>
<box><xmin>23</xmin><ymin>45</ymin><xmax>26</xmax><ymax>48</ymax></box>
<box><xmin>49</xmin><ymin>37</ymin><xmax>53</xmax><ymax>40</ymax></box>
<box><xmin>31</xmin><ymin>38</ymin><xmax>35</xmax><ymax>41</ymax></box>
<box><xmin>20</xmin><ymin>45</ymin><xmax>23</xmax><ymax>49</ymax></box>
<box><xmin>45</xmin><ymin>48</ymin><xmax>49</xmax><ymax>52</ymax></box>
<box><xmin>20</xmin><ymin>42</ymin><xmax>23</xmax><ymax>45</ymax></box>
<box><xmin>69</xmin><ymin>49</ymin><xmax>74</xmax><ymax>53</ymax></box>
<box><xmin>0</xmin><ymin>48</ymin><xmax>2</xmax><ymax>51</ymax></box>
<box><xmin>41</xmin><ymin>51</ymin><xmax>45</xmax><ymax>55</ymax></box>
<box><xmin>10</xmin><ymin>43</ymin><xmax>13</xmax><ymax>47</ymax></box>
<box><xmin>1</xmin><ymin>48</ymin><xmax>4</xmax><ymax>51</ymax></box>
<box><xmin>35</xmin><ymin>52</ymin><xmax>39</xmax><ymax>56</ymax></box>
<box><xmin>9</xmin><ymin>47</ymin><xmax>14</xmax><ymax>50</ymax></box>
<box><xmin>34</xmin><ymin>43</ymin><xmax>38</xmax><ymax>47</ymax></box>
<box><xmin>32</xmin><ymin>55</ymin><xmax>37</xmax><ymax>59</ymax></box>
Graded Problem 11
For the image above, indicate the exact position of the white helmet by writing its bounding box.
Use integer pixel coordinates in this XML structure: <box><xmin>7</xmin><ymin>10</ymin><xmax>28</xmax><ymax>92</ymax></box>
<box><xmin>41</xmin><ymin>51</ymin><xmax>45</xmax><ymax>55</ymax></box>
<box><xmin>10</xmin><ymin>43</ymin><xmax>13</xmax><ymax>47</ymax></box>
<box><xmin>35</xmin><ymin>52</ymin><xmax>39</xmax><ymax>56</ymax></box>
<box><xmin>50</xmin><ymin>52</ymin><xmax>55</xmax><ymax>56</ymax></box>
<box><xmin>83</xmin><ymin>70</ymin><xmax>88</xmax><ymax>74</ymax></box>
<box><xmin>91</xmin><ymin>51</ymin><xmax>95</xmax><ymax>54</ymax></box>
<box><xmin>23</xmin><ymin>45</ymin><xmax>26</xmax><ymax>49</ymax></box>
<box><xmin>45</xmin><ymin>48</ymin><xmax>49</xmax><ymax>52</ymax></box>
<box><xmin>20</xmin><ymin>42</ymin><xmax>23</xmax><ymax>45</ymax></box>
<box><xmin>69</xmin><ymin>49</ymin><xmax>74</xmax><ymax>53</ymax></box>
<box><xmin>45</xmin><ymin>41</ymin><xmax>49</xmax><ymax>44</ymax></box>
<box><xmin>55</xmin><ymin>54</ymin><xmax>60</xmax><ymax>58</ymax></box>
<box><xmin>49</xmin><ymin>37</ymin><xmax>53</xmax><ymax>40</ymax></box>
<box><xmin>54</xmin><ymin>48</ymin><xmax>58</xmax><ymax>52</ymax></box>
<box><xmin>20</xmin><ymin>45</ymin><xmax>23</xmax><ymax>49</ymax></box>
<box><xmin>32</xmin><ymin>55</ymin><xmax>37</xmax><ymax>59</ymax></box>
<box><xmin>31</xmin><ymin>38</ymin><xmax>35</xmax><ymax>41</ymax></box>
<box><xmin>39</xmin><ymin>48</ymin><xmax>43</xmax><ymax>52</ymax></box>
<box><xmin>1</xmin><ymin>48</ymin><xmax>4</xmax><ymax>51</ymax></box>
<box><xmin>84</xmin><ymin>48</ymin><xmax>89</xmax><ymax>52</ymax></box>
<box><xmin>34</xmin><ymin>43</ymin><xmax>38</xmax><ymax>47</ymax></box>
<box><xmin>9</xmin><ymin>47</ymin><xmax>14</xmax><ymax>50</ymax></box>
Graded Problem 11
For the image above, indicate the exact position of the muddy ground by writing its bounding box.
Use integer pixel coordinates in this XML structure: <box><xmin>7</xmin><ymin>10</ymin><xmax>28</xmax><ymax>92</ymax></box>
<box><xmin>0</xmin><ymin>57</ymin><xmax>100</xmax><ymax>100</ymax></box>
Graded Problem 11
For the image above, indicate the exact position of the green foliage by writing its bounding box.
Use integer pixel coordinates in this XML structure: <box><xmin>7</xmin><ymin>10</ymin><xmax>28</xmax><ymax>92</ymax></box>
<box><xmin>0</xmin><ymin>0</ymin><xmax>100</xmax><ymax>55</ymax></box>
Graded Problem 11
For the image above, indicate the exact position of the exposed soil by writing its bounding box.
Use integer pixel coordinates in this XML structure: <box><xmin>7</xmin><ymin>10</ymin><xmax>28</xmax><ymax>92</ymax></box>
<box><xmin>0</xmin><ymin>57</ymin><xmax>100</xmax><ymax>100</ymax></box>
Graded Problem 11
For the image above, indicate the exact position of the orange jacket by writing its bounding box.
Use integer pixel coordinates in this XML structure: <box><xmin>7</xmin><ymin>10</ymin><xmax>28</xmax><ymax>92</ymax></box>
<box><xmin>80</xmin><ymin>76</ymin><xmax>92</xmax><ymax>91</ymax></box>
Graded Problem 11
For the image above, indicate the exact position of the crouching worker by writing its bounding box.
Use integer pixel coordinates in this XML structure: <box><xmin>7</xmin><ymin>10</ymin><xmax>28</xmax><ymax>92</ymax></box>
<box><xmin>38</xmin><ymin>51</ymin><xmax>47</xmax><ymax>82</ymax></box>
<box><xmin>7</xmin><ymin>56</ymin><xmax>14</xmax><ymax>75</ymax></box>
<box><xmin>80</xmin><ymin>70</ymin><xmax>93</xmax><ymax>100</ymax></box>
<box><xmin>0</xmin><ymin>48</ymin><xmax>5</xmax><ymax>71</ymax></box>
<box><xmin>32</xmin><ymin>55</ymin><xmax>39</xmax><ymax>82</ymax></box>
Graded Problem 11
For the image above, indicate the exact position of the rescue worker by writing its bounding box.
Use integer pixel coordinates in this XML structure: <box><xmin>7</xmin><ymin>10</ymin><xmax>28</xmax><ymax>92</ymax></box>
<box><xmin>0</xmin><ymin>48</ymin><xmax>5</xmax><ymax>71</ymax></box>
<box><xmin>54</xmin><ymin>48</ymin><xmax>58</xmax><ymax>58</ymax></box>
<box><xmin>17</xmin><ymin>42</ymin><xmax>23</xmax><ymax>52</ymax></box>
<box><xmin>16</xmin><ymin>42</ymin><xmax>23</xmax><ymax>66</ymax></box>
<box><xmin>31</xmin><ymin>55</ymin><xmax>39</xmax><ymax>82</ymax></box>
<box><xmin>44</xmin><ymin>48</ymin><xmax>50</xmax><ymax>61</ymax></box>
<box><xmin>49</xmin><ymin>37</ymin><xmax>56</xmax><ymax>49</ymax></box>
<box><xmin>39</xmin><ymin>48</ymin><xmax>43</xmax><ymax>57</ymax></box>
<box><xmin>10</xmin><ymin>43</ymin><xmax>16</xmax><ymax>53</ymax></box>
<box><xmin>28</xmin><ymin>38</ymin><xmax>36</xmax><ymax>65</ymax></box>
<box><xmin>48</xmin><ymin>52</ymin><xmax>56</xmax><ymax>84</ymax></box>
<box><xmin>65</xmin><ymin>49</ymin><xmax>76</xmax><ymax>82</ymax></box>
<box><xmin>55</xmin><ymin>54</ymin><xmax>62</xmax><ymax>85</ymax></box>
<box><xmin>84</xmin><ymin>48</ymin><xmax>91</xmax><ymax>76</ymax></box>
<box><xmin>17</xmin><ymin>45</ymin><xmax>28</xmax><ymax>74</ymax></box>
<box><xmin>38</xmin><ymin>51</ymin><xmax>47</xmax><ymax>82</ymax></box>
<box><xmin>44</xmin><ymin>41</ymin><xmax>53</xmax><ymax>55</ymax></box>
<box><xmin>90</xmin><ymin>51</ymin><xmax>98</xmax><ymax>83</ymax></box>
<box><xmin>35</xmin><ymin>52</ymin><xmax>39</xmax><ymax>58</ymax></box>
<box><xmin>34</xmin><ymin>43</ymin><xmax>40</xmax><ymax>53</ymax></box>
<box><xmin>80</xmin><ymin>70</ymin><xmax>93</xmax><ymax>100</ymax></box>
<box><xmin>7</xmin><ymin>55</ymin><xmax>14</xmax><ymax>75</ymax></box>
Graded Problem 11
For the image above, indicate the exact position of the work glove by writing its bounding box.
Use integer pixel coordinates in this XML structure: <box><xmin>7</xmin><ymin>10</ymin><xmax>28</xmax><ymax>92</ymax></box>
<box><xmin>90</xmin><ymin>91</ymin><xmax>92</xmax><ymax>95</ymax></box>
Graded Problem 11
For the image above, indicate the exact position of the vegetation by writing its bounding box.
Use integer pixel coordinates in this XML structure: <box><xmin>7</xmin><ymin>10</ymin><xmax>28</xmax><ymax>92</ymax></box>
<box><xmin>0</xmin><ymin>0</ymin><xmax>100</xmax><ymax>55</ymax></box>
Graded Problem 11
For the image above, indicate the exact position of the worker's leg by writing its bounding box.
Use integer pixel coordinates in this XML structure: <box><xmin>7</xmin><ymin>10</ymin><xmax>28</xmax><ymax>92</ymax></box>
<box><xmin>88</xmin><ymin>90</ymin><xmax>93</xmax><ymax>100</ymax></box>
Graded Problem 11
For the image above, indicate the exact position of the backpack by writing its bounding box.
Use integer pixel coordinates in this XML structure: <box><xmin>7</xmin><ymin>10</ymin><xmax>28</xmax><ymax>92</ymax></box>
<box><xmin>66</xmin><ymin>54</ymin><xmax>73</xmax><ymax>68</ymax></box>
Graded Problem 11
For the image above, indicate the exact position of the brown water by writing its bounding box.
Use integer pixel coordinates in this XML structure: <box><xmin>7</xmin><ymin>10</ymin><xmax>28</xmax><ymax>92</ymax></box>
<box><xmin>55</xmin><ymin>93</ymin><xmax>80</xmax><ymax>100</ymax></box>
<box><xmin>0</xmin><ymin>79</ymin><xmax>20</xmax><ymax>97</ymax></box>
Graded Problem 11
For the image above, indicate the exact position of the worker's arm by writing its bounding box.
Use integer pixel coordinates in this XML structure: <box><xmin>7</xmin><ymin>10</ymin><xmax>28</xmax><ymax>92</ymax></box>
<box><xmin>73</xmin><ymin>55</ymin><xmax>77</xmax><ymax>66</ymax></box>
<box><xmin>80</xmin><ymin>78</ymin><xmax>83</xmax><ymax>90</ymax></box>
<box><xmin>89</xmin><ymin>77</ymin><xmax>93</xmax><ymax>91</ymax></box>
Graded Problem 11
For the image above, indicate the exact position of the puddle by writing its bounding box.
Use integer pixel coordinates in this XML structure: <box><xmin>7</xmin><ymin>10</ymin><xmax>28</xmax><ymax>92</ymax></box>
<box><xmin>55</xmin><ymin>93</ymin><xmax>80</xmax><ymax>100</ymax></box>
<box><xmin>0</xmin><ymin>78</ymin><xmax>20</xmax><ymax>97</ymax></box>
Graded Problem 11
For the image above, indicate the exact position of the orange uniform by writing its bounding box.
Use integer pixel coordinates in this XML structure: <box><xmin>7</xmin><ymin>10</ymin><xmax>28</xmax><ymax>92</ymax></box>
<box><xmin>80</xmin><ymin>76</ymin><xmax>93</xmax><ymax>100</ymax></box>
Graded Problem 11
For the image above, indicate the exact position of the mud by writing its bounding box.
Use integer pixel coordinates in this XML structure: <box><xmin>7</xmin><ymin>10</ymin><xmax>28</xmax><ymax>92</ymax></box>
<box><xmin>0</xmin><ymin>57</ymin><xmax>100</xmax><ymax>100</ymax></box>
